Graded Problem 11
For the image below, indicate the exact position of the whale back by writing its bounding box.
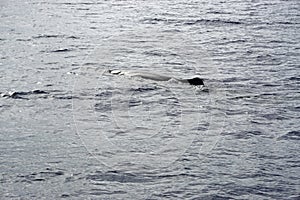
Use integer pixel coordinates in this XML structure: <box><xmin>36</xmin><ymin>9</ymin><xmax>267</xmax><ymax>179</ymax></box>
<box><xmin>129</xmin><ymin>72</ymin><xmax>171</xmax><ymax>81</ymax></box>
<box><xmin>108</xmin><ymin>69</ymin><xmax>204</xmax><ymax>86</ymax></box>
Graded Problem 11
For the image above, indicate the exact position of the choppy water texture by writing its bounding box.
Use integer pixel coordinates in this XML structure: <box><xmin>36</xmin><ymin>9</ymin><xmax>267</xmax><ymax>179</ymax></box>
<box><xmin>1</xmin><ymin>0</ymin><xmax>299</xmax><ymax>199</ymax></box>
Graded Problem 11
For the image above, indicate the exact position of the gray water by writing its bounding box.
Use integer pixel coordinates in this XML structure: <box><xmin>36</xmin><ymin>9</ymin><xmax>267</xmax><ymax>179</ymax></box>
<box><xmin>1</xmin><ymin>0</ymin><xmax>299</xmax><ymax>199</ymax></box>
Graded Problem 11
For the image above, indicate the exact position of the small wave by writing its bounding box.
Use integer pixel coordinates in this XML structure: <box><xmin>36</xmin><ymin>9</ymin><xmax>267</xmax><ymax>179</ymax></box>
<box><xmin>216</xmin><ymin>39</ymin><xmax>247</xmax><ymax>45</ymax></box>
<box><xmin>94</xmin><ymin>102</ymin><xmax>111</xmax><ymax>112</ymax></box>
<box><xmin>261</xmin><ymin>113</ymin><xmax>288</xmax><ymax>121</ymax></box>
<box><xmin>183</xmin><ymin>19</ymin><xmax>243</xmax><ymax>25</ymax></box>
<box><xmin>141</xmin><ymin>17</ymin><xmax>168</xmax><ymax>24</ymax></box>
<box><xmin>143</xmin><ymin>50</ymin><xmax>164</xmax><ymax>56</ymax></box>
<box><xmin>128</xmin><ymin>99</ymin><xmax>142</xmax><ymax>107</ymax></box>
<box><xmin>262</xmin><ymin>83</ymin><xmax>282</xmax><ymax>87</ymax></box>
<box><xmin>95</xmin><ymin>91</ymin><xmax>113</xmax><ymax>97</ymax></box>
<box><xmin>52</xmin><ymin>2</ymin><xmax>103</xmax><ymax>5</ymax></box>
<box><xmin>0</xmin><ymin>90</ymin><xmax>48</xmax><ymax>99</ymax></box>
<box><xmin>206</xmin><ymin>11</ymin><xmax>233</xmax><ymax>15</ymax></box>
<box><xmin>128</xmin><ymin>86</ymin><xmax>158</xmax><ymax>92</ymax></box>
<box><xmin>276</xmin><ymin>21</ymin><xmax>300</xmax><ymax>25</ymax></box>
<box><xmin>32</xmin><ymin>34</ymin><xmax>80</xmax><ymax>39</ymax></box>
<box><xmin>230</xmin><ymin>94</ymin><xmax>260</xmax><ymax>100</ymax></box>
<box><xmin>278</xmin><ymin>131</ymin><xmax>300</xmax><ymax>141</ymax></box>
<box><xmin>86</xmin><ymin>171</ymin><xmax>152</xmax><ymax>183</ymax></box>
<box><xmin>222</xmin><ymin>77</ymin><xmax>250</xmax><ymax>83</ymax></box>
<box><xmin>53</xmin><ymin>95</ymin><xmax>78</xmax><ymax>100</ymax></box>
<box><xmin>163</xmin><ymin>61</ymin><xmax>184</xmax><ymax>66</ymax></box>
<box><xmin>288</xmin><ymin>77</ymin><xmax>300</xmax><ymax>81</ymax></box>
<box><xmin>16</xmin><ymin>168</ymin><xmax>64</xmax><ymax>183</ymax></box>
<box><xmin>16</xmin><ymin>38</ymin><xmax>32</xmax><ymax>41</ymax></box>
<box><xmin>143</xmin><ymin>50</ymin><xmax>178</xmax><ymax>57</ymax></box>
<box><xmin>230</xmin><ymin>130</ymin><xmax>262</xmax><ymax>139</ymax></box>
<box><xmin>141</xmin><ymin>17</ymin><xmax>243</xmax><ymax>26</ymax></box>
<box><xmin>33</xmin><ymin>34</ymin><xmax>62</xmax><ymax>39</ymax></box>
<box><xmin>0</xmin><ymin>89</ymin><xmax>79</xmax><ymax>100</ymax></box>
<box><xmin>67</xmin><ymin>36</ymin><xmax>80</xmax><ymax>39</ymax></box>
<box><xmin>48</xmin><ymin>48</ymin><xmax>73</xmax><ymax>53</ymax></box>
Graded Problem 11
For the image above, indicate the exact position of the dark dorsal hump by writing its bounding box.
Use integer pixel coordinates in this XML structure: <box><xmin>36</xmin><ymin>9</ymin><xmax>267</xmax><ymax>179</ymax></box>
<box><xmin>187</xmin><ymin>77</ymin><xmax>204</xmax><ymax>86</ymax></box>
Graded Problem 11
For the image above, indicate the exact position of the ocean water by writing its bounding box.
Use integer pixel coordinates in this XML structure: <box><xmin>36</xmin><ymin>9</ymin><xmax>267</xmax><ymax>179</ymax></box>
<box><xmin>0</xmin><ymin>0</ymin><xmax>299</xmax><ymax>199</ymax></box>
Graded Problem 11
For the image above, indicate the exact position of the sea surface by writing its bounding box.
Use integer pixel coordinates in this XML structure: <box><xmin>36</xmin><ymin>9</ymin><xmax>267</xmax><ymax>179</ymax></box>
<box><xmin>0</xmin><ymin>0</ymin><xmax>299</xmax><ymax>199</ymax></box>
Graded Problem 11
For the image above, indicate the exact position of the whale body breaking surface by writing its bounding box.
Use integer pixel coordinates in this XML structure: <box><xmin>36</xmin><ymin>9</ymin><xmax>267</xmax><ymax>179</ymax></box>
<box><xmin>107</xmin><ymin>69</ymin><xmax>205</xmax><ymax>86</ymax></box>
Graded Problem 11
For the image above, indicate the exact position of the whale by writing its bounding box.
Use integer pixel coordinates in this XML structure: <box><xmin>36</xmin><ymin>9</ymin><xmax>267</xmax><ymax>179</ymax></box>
<box><xmin>108</xmin><ymin>69</ymin><xmax>204</xmax><ymax>86</ymax></box>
